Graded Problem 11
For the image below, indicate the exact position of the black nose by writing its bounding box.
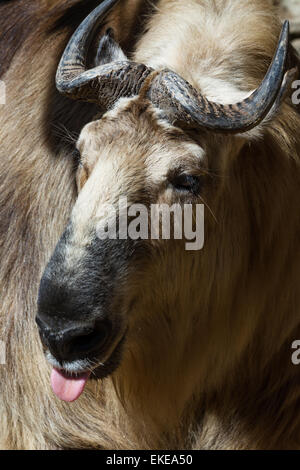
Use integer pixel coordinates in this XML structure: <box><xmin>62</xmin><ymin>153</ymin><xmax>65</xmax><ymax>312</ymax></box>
<box><xmin>36</xmin><ymin>270</ymin><xmax>113</xmax><ymax>362</ymax></box>
<box><xmin>36</xmin><ymin>316</ymin><xmax>111</xmax><ymax>362</ymax></box>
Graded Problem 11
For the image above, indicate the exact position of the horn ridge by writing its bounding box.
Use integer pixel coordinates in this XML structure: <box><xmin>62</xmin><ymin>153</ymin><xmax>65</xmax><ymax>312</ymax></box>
<box><xmin>147</xmin><ymin>21</ymin><xmax>293</xmax><ymax>133</ymax></box>
<box><xmin>55</xmin><ymin>0</ymin><xmax>154</xmax><ymax>108</ymax></box>
<box><xmin>56</xmin><ymin>0</ymin><xmax>121</xmax><ymax>91</ymax></box>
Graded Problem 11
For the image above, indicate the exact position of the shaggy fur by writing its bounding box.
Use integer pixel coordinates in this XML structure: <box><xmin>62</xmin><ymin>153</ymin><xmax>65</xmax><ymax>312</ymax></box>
<box><xmin>0</xmin><ymin>0</ymin><xmax>300</xmax><ymax>450</ymax></box>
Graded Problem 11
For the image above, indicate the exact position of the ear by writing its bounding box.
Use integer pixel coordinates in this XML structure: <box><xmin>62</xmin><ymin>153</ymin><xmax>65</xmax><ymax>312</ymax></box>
<box><xmin>95</xmin><ymin>28</ymin><xmax>128</xmax><ymax>66</ymax></box>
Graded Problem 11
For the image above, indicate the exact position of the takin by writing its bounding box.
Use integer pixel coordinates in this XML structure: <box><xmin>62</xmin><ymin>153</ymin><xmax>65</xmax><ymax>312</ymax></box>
<box><xmin>0</xmin><ymin>0</ymin><xmax>300</xmax><ymax>450</ymax></box>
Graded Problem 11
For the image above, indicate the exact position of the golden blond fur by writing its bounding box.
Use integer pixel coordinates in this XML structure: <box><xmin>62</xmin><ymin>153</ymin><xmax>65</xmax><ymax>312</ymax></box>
<box><xmin>0</xmin><ymin>0</ymin><xmax>300</xmax><ymax>449</ymax></box>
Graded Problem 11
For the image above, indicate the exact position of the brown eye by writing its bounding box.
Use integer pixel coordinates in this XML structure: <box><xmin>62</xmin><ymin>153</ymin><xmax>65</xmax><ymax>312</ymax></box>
<box><xmin>170</xmin><ymin>174</ymin><xmax>202</xmax><ymax>195</ymax></box>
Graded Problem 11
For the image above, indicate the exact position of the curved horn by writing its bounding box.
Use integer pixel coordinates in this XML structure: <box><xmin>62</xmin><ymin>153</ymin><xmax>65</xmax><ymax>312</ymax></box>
<box><xmin>147</xmin><ymin>21</ymin><xmax>293</xmax><ymax>133</ymax></box>
<box><xmin>56</xmin><ymin>0</ymin><xmax>153</xmax><ymax>108</ymax></box>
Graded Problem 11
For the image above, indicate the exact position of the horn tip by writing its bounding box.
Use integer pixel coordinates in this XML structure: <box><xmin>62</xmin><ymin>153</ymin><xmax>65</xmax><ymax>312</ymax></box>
<box><xmin>283</xmin><ymin>19</ymin><xmax>290</xmax><ymax>35</ymax></box>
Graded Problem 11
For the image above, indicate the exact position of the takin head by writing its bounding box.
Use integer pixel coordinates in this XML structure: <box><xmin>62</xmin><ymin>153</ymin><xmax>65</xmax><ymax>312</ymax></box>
<box><xmin>36</xmin><ymin>0</ymin><xmax>296</xmax><ymax>401</ymax></box>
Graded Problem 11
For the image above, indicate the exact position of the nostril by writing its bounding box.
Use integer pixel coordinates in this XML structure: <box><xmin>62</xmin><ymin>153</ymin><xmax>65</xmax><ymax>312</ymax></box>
<box><xmin>62</xmin><ymin>320</ymin><xmax>112</xmax><ymax>359</ymax></box>
<box><xmin>70</xmin><ymin>326</ymin><xmax>109</xmax><ymax>354</ymax></box>
<box><xmin>36</xmin><ymin>316</ymin><xmax>112</xmax><ymax>361</ymax></box>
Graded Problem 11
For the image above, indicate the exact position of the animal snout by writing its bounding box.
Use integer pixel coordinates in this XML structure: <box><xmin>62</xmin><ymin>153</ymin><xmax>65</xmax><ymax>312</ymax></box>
<box><xmin>36</xmin><ymin>229</ymin><xmax>129</xmax><ymax>366</ymax></box>
<box><xmin>36</xmin><ymin>316</ymin><xmax>111</xmax><ymax>362</ymax></box>
<box><xmin>36</xmin><ymin>259</ymin><xmax>114</xmax><ymax>362</ymax></box>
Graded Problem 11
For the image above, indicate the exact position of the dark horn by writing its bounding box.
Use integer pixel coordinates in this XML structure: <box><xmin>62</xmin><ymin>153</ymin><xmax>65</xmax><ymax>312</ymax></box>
<box><xmin>147</xmin><ymin>21</ymin><xmax>293</xmax><ymax>133</ymax></box>
<box><xmin>56</xmin><ymin>0</ymin><xmax>153</xmax><ymax>108</ymax></box>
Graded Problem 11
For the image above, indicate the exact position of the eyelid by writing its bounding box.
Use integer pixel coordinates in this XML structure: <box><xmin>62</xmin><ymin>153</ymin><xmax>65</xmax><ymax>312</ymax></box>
<box><xmin>169</xmin><ymin>173</ymin><xmax>202</xmax><ymax>195</ymax></box>
<box><xmin>169</xmin><ymin>172</ymin><xmax>199</xmax><ymax>183</ymax></box>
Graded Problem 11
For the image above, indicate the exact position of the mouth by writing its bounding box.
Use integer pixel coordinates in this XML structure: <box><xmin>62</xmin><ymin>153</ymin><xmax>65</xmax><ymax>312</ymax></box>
<box><xmin>46</xmin><ymin>332</ymin><xmax>127</xmax><ymax>402</ymax></box>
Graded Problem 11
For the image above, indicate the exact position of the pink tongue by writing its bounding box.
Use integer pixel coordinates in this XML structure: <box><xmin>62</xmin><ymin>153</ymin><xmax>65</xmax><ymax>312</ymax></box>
<box><xmin>51</xmin><ymin>368</ymin><xmax>91</xmax><ymax>402</ymax></box>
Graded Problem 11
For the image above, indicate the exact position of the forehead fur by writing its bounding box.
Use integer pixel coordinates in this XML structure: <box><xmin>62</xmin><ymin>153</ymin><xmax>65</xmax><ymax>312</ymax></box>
<box><xmin>77</xmin><ymin>96</ymin><xmax>203</xmax><ymax>164</ymax></box>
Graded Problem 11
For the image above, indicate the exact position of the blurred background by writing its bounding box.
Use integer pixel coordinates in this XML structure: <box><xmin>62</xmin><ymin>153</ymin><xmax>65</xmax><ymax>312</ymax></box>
<box><xmin>278</xmin><ymin>0</ymin><xmax>300</xmax><ymax>52</ymax></box>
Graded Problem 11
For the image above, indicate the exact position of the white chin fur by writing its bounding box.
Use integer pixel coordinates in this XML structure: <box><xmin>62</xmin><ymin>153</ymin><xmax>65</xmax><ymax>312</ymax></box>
<box><xmin>45</xmin><ymin>350</ymin><xmax>101</xmax><ymax>374</ymax></box>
